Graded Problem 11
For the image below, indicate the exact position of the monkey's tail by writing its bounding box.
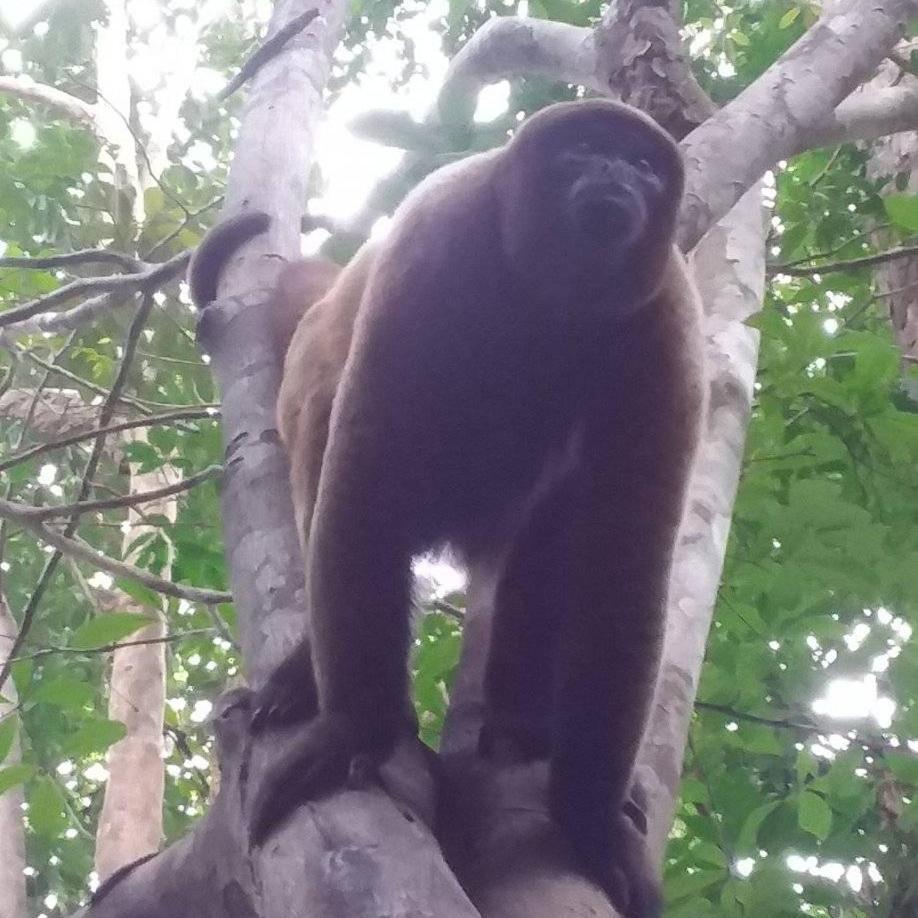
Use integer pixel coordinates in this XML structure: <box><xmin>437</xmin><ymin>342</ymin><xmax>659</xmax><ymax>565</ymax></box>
<box><xmin>188</xmin><ymin>210</ymin><xmax>271</xmax><ymax>308</ymax></box>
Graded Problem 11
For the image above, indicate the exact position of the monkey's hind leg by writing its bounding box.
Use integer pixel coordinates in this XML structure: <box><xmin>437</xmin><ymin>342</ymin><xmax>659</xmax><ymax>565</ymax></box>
<box><xmin>479</xmin><ymin>478</ymin><xmax>578</xmax><ymax>763</ymax></box>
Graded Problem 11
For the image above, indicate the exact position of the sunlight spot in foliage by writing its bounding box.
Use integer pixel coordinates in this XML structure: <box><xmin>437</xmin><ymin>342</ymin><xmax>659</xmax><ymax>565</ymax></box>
<box><xmin>735</xmin><ymin>857</ymin><xmax>755</xmax><ymax>877</ymax></box>
<box><xmin>475</xmin><ymin>81</ymin><xmax>510</xmax><ymax>123</ymax></box>
<box><xmin>846</xmin><ymin>865</ymin><xmax>862</xmax><ymax>892</ymax></box>
<box><xmin>83</xmin><ymin>762</ymin><xmax>108</xmax><ymax>783</ymax></box>
<box><xmin>37</xmin><ymin>464</ymin><xmax>56</xmax><ymax>486</ymax></box>
<box><xmin>190</xmin><ymin>699</ymin><xmax>212</xmax><ymax>723</ymax></box>
<box><xmin>10</xmin><ymin>119</ymin><xmax>35</xmax><ymax>151</ymax></box>
<box><xmin>0</xmin><ymin>48</ymin><xmax>23</xmax><ymax>71</ymax></box>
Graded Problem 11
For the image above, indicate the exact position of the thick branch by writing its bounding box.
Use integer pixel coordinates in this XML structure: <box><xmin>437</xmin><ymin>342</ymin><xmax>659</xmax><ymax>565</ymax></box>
<box><xmin>678</xmin><ymin>0</ymin><xmax>913</xmax><ymax>251</ymax></box>
<box><xmin>437</xmin><ymin>17</ymin><xmax>604</xmax><ymax>124</ymax></box>
<box><xmin>807</xmin><ymin>83</ymin><xmax>918</xmax><ymax>151</ymax></box>
<box><xmin>0</xmin><ymin>75</ymin><xmax>96</xmax><ymax>126</ymax></box>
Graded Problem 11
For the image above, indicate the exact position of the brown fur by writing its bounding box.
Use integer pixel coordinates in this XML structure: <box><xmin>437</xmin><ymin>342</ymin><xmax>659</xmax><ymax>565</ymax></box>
<box><xmin>253</xmin><ymin>99</ymin><xmax>705</xmax><ymax>918</ymax></box>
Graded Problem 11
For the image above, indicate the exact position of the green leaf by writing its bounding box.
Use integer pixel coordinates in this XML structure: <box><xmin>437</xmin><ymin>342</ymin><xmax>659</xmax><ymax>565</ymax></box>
<box><xmin>64</xmin><ymin>718</ymin><xmax>126</xmax><ymax>758</ymax></box>
<box><xmin>29</xmin><ymin>775</ymin><xmax>68</xmax><ymax>836</ymax></box>
<box><xmin>883</xmin><ymin>193</ymin><xmax>918</xmax><ymax>232</ymax></box>
<box><xmin>886</xmin><ymin>753</ymin><xmax>918</xmax><ymax>785</ymax></box>
<box><xmin>732</xmin><ymin>30</ymin><xmax>750</xmax><ymax>46</ymax></box>
<box><xmin>114</xmin><ymin>577</ymin><xmax>162</xmax><ymax>611</ymax></box>
<box><xmin>665</xmin><ymin>867</ymin><xmax>726</xmax><ymax>903</ymax></box>
<box><xmin>899</xmin><ymin>796</ymin><xmax>918</xmax><ymax>832</ymax></box>
<box><xmin>70</xmin><ymin>612</ymin><xmax>155</xmax><ymax>650</ymax></box>
<box><xmin>32</xmin><ymin>678</ymin><xmax>94</xmax><ymax>711</ymax></box>
<box><xmin>798</xmin><ymin>790</ymin><xmax>832</xmax><ymax>840</ymax></box>
<box><xmin>737</xmin><ymin>800</ymin><xmax>781</xmax><ymax>852</ymax></box>
<box><xmin>692</xmin><ymin>840</ymin><xmax>728</xmax><ymax>868</ymax></box>
<box><xmin>0</xmin><ymin>716</ymin><xmax>15</xmax><ymax>763</ymax></box>
<box><xmin>778</xmin><ymin>6</ymin><xmax>800</xmax><ymax>28</ymax></box>
<box><xmin>0</xmin><ymin>764</ymin><xmax>33</xmax><ymax>796</ymax></box>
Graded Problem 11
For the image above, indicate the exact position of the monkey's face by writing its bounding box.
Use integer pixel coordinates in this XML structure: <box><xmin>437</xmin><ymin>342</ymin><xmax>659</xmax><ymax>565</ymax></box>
<box><xmin>498</xmin><ymin>100</ymin><xmax>683</xmax><ymax>314</ymax></box>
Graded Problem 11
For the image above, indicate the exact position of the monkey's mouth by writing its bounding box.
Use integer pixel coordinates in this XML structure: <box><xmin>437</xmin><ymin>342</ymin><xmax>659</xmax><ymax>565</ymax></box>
<box><xmin>567</xmin><ymin>184</ymin><xmax>647</xmax><ymax>251</ymax></box>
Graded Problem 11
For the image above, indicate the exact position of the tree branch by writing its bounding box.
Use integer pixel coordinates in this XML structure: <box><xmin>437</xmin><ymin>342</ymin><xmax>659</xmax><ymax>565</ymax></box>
<box><xmin>804</xmin><ymin>84</ymin><xmax>918</xmax><ymax>152</ymax></box>
<box><xmin>768</xmin><ymin>242</ymin><xmax>918</xmax><ymax>276</ymax></box>
<box><xmin>0</xmin><ymin>75</ymin><xmax>95</xmax><ymax>126</ymax></box>
<box><xmin>6</xmin><ymin>628</ymin><xmax>216</xmax><ymax>663</ymax></box>
<box><xmin>0</xmin><ymin>499</ymin><xmax>231</xmax><ymax>604</ymax></box>
<box><xmin>437</xmin><ymin>17</ymin><xmax>604</xmax><ymax>125</ymax></box>
<box><xmin>0</xmin><ymin>249</ymin><xmax>189</xmax><ymax>333</ymax></box>
<box><xmin>218</xmin><ymin>9</ymin><xmax>320</xmax><ymax>100</ymax></box>
<box><xmin>678</xmin><ymin>0</ymin><xmax>913</xmax><ymax>251</ymax></box>
<box><xmin>17</xmin><ymin>465</ymin><xmax>221</xmax><ymax>521</ymax></box>
<box><xmin>0</xmin><ymin>407</ymin><xmax>219</xmax><ymax>472</ymax></box>
<box><xmin>0</xmin><ymin>248</ymin><xmax>142</xmax><ymax>272</ymax></box>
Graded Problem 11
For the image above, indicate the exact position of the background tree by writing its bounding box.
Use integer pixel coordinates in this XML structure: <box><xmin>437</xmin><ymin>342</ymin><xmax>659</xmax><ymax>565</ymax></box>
<box><xmin>0</xmin><ymin>0</ymin><xmax>915</xmax><ymax>916</ymax></box>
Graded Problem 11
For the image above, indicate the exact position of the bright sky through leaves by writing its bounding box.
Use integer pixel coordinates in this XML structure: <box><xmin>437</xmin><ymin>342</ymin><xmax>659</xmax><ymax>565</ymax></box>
<box><xmin>0</xmin><ymin>0</ymin><xmax>48</xmax><ymax>31</ymax></box>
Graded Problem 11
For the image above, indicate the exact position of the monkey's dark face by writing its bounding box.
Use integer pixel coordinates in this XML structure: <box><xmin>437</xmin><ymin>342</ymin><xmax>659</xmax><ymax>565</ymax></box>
<box><xmin>497</xmin><ymin>100</ymin><xmax>683</xmax><ymax>313</ymax></box>
<box><xmin>558</xmin><ymin>139</ymin><xmax>667</xmax><ymax>256</ymax></box>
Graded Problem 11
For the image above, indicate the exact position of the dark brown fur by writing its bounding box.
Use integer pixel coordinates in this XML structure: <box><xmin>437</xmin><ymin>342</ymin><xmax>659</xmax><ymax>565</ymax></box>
<box><xmin>253</xmin><ymin>99</ymin><xmax>705</xmax><ymax>918</ymax></box>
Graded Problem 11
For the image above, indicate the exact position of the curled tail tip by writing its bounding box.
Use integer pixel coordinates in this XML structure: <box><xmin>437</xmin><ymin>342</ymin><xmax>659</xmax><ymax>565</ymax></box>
<box><xmin>188</xmin><ymin>210</ymin><xmax>273</xmax><ymax>308</ymax></box>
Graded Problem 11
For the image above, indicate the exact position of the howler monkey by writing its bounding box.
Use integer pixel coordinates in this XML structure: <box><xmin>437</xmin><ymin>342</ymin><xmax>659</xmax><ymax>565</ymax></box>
<box><xmin>202</xmin><ymin>99</ymin><xmax>704</xmax><ymax>918</ymax></box>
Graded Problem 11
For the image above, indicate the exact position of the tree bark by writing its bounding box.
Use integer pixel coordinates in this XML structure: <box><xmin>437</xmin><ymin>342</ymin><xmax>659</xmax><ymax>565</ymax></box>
<box><xmin>0</xmin><ymin>597</ymin><xmax>27</xmax><ymax>918</ymax></box>
<box><xmin>77</xmin><ymin>1</ymin><xmax>917</xmax><ymax>915</ymax></box>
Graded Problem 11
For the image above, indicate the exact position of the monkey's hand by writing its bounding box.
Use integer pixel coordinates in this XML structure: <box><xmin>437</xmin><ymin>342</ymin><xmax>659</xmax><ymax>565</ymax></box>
<box><xmin>249</xmin><ymin>643</ymin><xmax>319</xmax><ymax>731</ymax></box>
<box><xmin>247</xmin><ymin>712</ymin><xmax>369</xmax><ymax>846</ymax></box>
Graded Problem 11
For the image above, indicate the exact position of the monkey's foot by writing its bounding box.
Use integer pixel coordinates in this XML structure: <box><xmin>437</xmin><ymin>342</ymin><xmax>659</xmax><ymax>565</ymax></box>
<box><xmin>575</xmin><ymin>810</ymin><xmax>663</xmax><ymax>918</ymax></box>
<box><xmin>249</xmin><ymin>646</ymin><xmax>319</xmax><ymax>731</ymax></box>
<box><xmin>248</xmin><ymin>713</ymin><xmax>373</xmax><ymax>846</ymax></box>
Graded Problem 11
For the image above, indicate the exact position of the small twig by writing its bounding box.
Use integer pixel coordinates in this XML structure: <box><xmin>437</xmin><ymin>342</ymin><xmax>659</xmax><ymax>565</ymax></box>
<box><xmin>0</xmin><ymin>248</ymin><xmax>189</xmax><ymax>331</ymax></box>
<box><xmin>5</xmin><ymin>628</ymin><xmax>215</xmax><ymax>663</ymax></box>
<box><xmin>696</xmin><ymin>699</ymin><xmax>916</xmax><ymax>757</ymax></box>
<box><xmin>807</xmin><ymin>145</ymin><xmax>843</xmax><ymax>188</ymax></box>
<box><xmin>0</xmin><ymin>249</ymin><xmax>142</xmax><ymax>272</ymax></box>
<box><xmin>0</xmin><ymin>295</ymin><xmax>156</xmax><ymax>689</ymax></box>
<box><xmin>18</xmin><ymin>465</ymin><xmax>222</xmax><ymax>521</ymax></box>
<box><xmin>217</xmin><ymin>10</ymin><xmax>320</xmax><ymax>101</ymax></box>
<box><xmin>0</xmin><ymin>501</ymin><xmax>231</xmax><ymax>605</ymax></box>
<box><xmin>696</xmin><ymin>700</ymin><xmax>816</xmax><ymax>733</ymax></box>
<box><xmin>0</xmin><ymin>333</ymin><xmax>78</xmax><ymax>590</ymax></box>
<box><xmin>775</xmin><ymin>225</ymin><xmax>890</xmax><ymax>270</ymax></box>
<box><xmin>142</xmin><ymin>197</ymin><xmax>223</xmax><ymax>262</ymax></box>
<box><xmin>431</xmin><ymin>598</ymin><xmax>465</xmax><ymax>621</ymax></box>
<box><xmin>202</xmin><ymin>604</ymin><xmax>238</xmax><ymax>649</ymax></box>
<box><xmin>16</xmin><ymin>346</ymin><xmax>152</xmax><ymax>413</ymax></box>
<box><xmin>768</xmin><ymin>242</ymin><xmax>918</xmax><ymax>277</ymax></box>
<box><xmin>0</xmin><ymin>407</ymin><xmax>220</xmax><ymax>473</ymax></box>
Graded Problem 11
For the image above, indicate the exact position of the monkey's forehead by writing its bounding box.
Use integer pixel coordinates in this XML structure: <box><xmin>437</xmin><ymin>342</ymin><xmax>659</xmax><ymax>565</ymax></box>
<box><xmin>516</xmin><ymin>99</ymin><xmax>677</xmax><ymax>149</ymax></box>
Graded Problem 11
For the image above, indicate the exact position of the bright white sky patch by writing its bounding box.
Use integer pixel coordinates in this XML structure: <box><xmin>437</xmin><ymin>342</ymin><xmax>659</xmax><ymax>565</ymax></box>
<box><xmin>83</xmin><ymin>762</ymin><xmax>108</xmax><ymax>783</ymax></box>
<box><xmin>413</xmin><ymin>554</ymin><xmax>467</xmax><ymax>598</ymax></box>
<box><xmin>37</xmin><ymin>464</ymin><xmax>57</xmax><ymax>486</ymax></box>
<box><xmin>474</xmin><ymin>80</ymin><xmax>511</xmax><ymax>122</ymax></box>
<box><xmin>10</xmin><ymin>118</ymin><xmax>36</xmax><ymax>150</ymax></box>
<box><xmin>735</xmin><ymin>857</ymin><xmax>755</xmax><ymax>877</ymax></box>
<box><xmin>313</xmin><ymin>0</ymin><xmax>450</xmax><ymax>221</ymax></box>
<box><xmin>190</xmin><ymin>699</ymin><xmax>213</xmax><ymax>723</ymax></box>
